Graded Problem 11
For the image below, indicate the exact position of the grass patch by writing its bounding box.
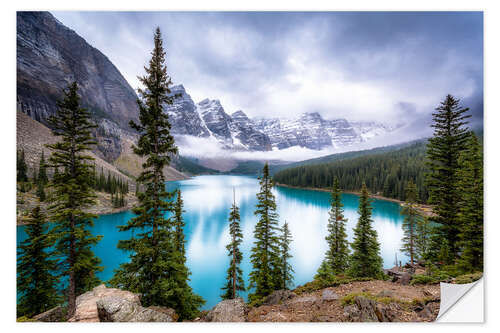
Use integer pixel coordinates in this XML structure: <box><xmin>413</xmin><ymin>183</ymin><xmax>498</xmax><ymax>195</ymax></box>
<box><xmin>340</xmin><ymin>292</ymin><xmax>395</xmax><ymax>306</ymax></box>
<box><xmin>454</xmin><ymin>272</ymin><xmax>482</xmax><ymax>284</ymax></box>
<box><xmin>294</xmin><ymin>276</ymin><xmax>373</xmax><ymax>295</ymax></box>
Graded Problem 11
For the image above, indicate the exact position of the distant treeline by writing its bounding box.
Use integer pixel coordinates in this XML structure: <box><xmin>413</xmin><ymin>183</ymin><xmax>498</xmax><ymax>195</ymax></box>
<box><xmin>273</xmin><ymin>141</ymin><xmax>429</xmax><ymax>203</ymax></box>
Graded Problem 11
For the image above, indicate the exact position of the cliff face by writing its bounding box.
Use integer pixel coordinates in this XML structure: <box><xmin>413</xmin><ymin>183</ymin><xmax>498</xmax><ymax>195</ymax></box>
<box><xmin>17</xmin><ymin>11</ymin><xmax>139</xmax><ymax>161</ymax></box>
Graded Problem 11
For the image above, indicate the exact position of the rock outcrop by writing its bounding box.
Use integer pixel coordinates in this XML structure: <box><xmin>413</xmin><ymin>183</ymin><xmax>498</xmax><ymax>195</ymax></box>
<box><xmin>17</xmin><ymin>11</ymin><xmax>139</xmax><ymax>161</ymax></box>
<box><xmin>164</xmin><ymin>85</ymin><xmax>210</xmax><ymax>138</ymax></box>
<box><xmin>32</xmin><ymin>306</ymin><xmax>65</xmax><ymax>322</ymax></box>
<box><xmin>262</xmin><ymin>290</ymin><xmax>297</xmax><ymax>305</ymax></box>
<box><xmin>68</xmin><ymin>284</ymin><xmax>177</xmax><ymax>322</ymax></box>
<box><xmin>204</xmin><ymin>298</ymin><xmax>247</xmax><ymax>322</ymax></box>
<box><xmin>343</xmin><ymin>296</ymin><xmax>399</xmax><ymax>322</ymax></box>
<box><xmin>97</xmin><ymin>297</ymin><xmax>177</xmax><ymax>322</ymax></box>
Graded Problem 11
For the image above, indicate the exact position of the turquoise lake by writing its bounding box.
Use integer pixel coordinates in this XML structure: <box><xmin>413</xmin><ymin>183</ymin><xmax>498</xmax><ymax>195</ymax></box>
<box><xmin>16</xmin><ymin>174</ymin><xmax>407</xmax><ymax>310</ymax></box>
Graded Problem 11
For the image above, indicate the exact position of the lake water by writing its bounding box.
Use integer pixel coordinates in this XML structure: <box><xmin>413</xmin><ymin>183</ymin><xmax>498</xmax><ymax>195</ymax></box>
<box><xmin>17</xmin><ymin>175</ymin><xmax>407</xmax><ymax>310</ymax></box>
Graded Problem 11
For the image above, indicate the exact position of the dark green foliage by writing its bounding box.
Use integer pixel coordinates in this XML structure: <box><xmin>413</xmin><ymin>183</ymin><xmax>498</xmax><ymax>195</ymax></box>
<box><xmin>279</xmin><ymin>221</ymin><xmax>294</xmax><ymax>290</ymax></box>
<box><xmin>415</xmin><ymin>216</ymin><xmax>431</xmax><ymax>263</ymax></box>
<box><xmin>457</xmin><ymin>133</ymin><xmax>483</xmax><ymax>271</ymax></box>
<box><xmin>38</xmin><ymin>151</ymin><xmax>48</xmax><ymax>185</ymax></box>
<box><xmin>231</xmin><ymin>140</ymin><xmax>425</xmax><ymax>176</ymax></box>
<box><xmin>17</xmin><ymin>149</ymin><xmax>28</xmax><ymax>182</ymax></box>
<box><xmin>173</xmin><ymin>189</ymin><xmax>186</xmax><ymax>257</ymax></box>
<box><xmin>110</xmin><ymin>28</ymin><xmax>203</xmax><ymax>320</ymax></box>
<box><xmin>17</xmin><ymin>207</ymin><xmax>60</xmax><ymax>318</ymax></box>
<box><xmin>314</xmin><ymin>260</ymin><xmax>334</xmax><ymax>283</ymax></box>
<box><xmin>274</xmin><ymin>141</ymin><xmax>429</xmax><ymax>202</ymax></box>
<box><xmin>36</xmin><ymin>151</ymin><xmax>48</xmax><ymax>201</ymax></box>
<box><xmin>174</xmin><ymin>155</ymin><xmax>219</xmax><ymax>175</ymax></box>
<box><xmin>36</xmin><ymin>180</ymin><xmax>46</xmax><ymax>202</ymax></box>
<box><xmin>348</xmin><ymin>183</ymin><xmax>384</xmax><ymax>278</ymax></box>
<box><xmin>221</xmin><ymin>191</ymin><xmax>245</xmax><ymax>300</ymax></box>
<box><xmin>400</xmin><ymin>180</ymin><xmax>422</xmax><ymax>265</ymax></box>
<box><xmin>295</xmin><ymin>276</ymin><xmax>373</xmax><ymax>295</ymax></box>
<box><xmin>324</xmin><ymin>178</ymin><xmax>350</xmax><ymax>274</ymax></box>
<box><xmin>426</xmin><ymin>94</ymin><xmax>471</xmax><ymax>259</ymax></box>
<box><xmin>45</xmin><ymin>81</ymin><xmax>103</xmax><ymax>317</ymax></box>
<box><xmin>249</xmin><ymin>163</ymin><xmax>282</xmax><ymax>301</ymax></box>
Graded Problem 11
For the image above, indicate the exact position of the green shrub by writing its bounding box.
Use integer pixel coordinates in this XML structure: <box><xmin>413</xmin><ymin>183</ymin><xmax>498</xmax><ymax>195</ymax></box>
<box><xmin>341</xmin><ymin>292</ymin><xmax>395</xmax><ymax>306</ymax></box>
<box><xmin>454</xmin><ymin>272</ymin><xmax>482</xmax><ymax>284</ymax></box>
<box><xmin>294</xmin><ymin>276</ymin><xmax>373</xmax><ymax>295</ymax></box>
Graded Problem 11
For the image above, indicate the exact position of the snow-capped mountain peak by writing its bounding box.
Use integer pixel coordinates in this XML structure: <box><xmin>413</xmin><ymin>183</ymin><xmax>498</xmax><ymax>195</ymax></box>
<box><xmin>162</xmin><ymin>84</ymin><xmax>401</xmax><ymax>152</ymax></box>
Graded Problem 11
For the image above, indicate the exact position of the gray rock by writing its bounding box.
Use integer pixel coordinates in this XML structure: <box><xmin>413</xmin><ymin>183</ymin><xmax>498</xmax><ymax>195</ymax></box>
<box><xmin>32</xmin><ymin>306</ymin><xmax>65</xmax><ymax>322</ymax></box>
<box><xmin>343</xmin><ymin>296</ymin><xmax>398</xmax><ymax>322</ymax></box>
<box><xmin>205</xmin><ymin>298</ymin><xmax>247</xmax><ymax>322</ymax></box>
<box><xmin>377</xmin><ymin>290</ymin><xmax>395</xmax><ymax>298</ymax></box>
<box><xmin>400</xmin><ymin>272</ymin><xmax>412</xmax><ymax>285</ymax></box>
<box><xmin>263</xmin><ymin>290</ymin><xmax>297</xmax><ymax>305</ymax></box>
<box><xmin>97</xmin><ymin>296</ymin><xmax>176</xmax><ymax>322</ymax></box>
<box><xmin>321</xmin><ymin>289</ymin><xmax>339</xmax><ymax>302</ymax></box>
<box><xmin>17</xmin><ymin>12</ymin><xmax>139</xmax><ymax>162</ymax></box>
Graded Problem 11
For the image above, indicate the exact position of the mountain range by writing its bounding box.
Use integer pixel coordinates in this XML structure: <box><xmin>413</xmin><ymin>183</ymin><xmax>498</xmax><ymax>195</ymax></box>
<box><xmin>165</xmin><ymin>85</ymin><xmax>403</xmax><ymax>152</ymax></box>
<box><xmin>17</xmin><ymin>11</ymin><xmax>403</xmax><ymax>174</ymax></box>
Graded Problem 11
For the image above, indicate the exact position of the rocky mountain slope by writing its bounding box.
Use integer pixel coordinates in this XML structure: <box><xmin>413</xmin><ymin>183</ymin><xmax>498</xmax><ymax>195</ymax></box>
<box><xmin>17</xmin><ymin>11</ymin><xmax>139</xmax><ymax>161</ymax></box>
<box><xmin>163</xmin><ymin>84</ymin><xmax>402</xmax><ymax>152</ymax></box>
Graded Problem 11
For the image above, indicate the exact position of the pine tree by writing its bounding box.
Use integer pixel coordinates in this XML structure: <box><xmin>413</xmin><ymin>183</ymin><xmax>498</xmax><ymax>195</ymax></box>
<box><xmin>173</xmin><ymin>189</ymin><xmax>186</xmax><ymax>256</ymax></box>
<box><xmin>249</xmin><ymin>163</ymin><xmax>281</xmax><ymax>302</ymax></box>
<box><xmin>17</xmin><ymin>207</ymin><xmax>60</xmax><ymax>318</ymax></box>
<box><xmin>348</xmin><ymin>183</ymin><xmax>384</xmax><ymax>278</ymax></box>
<box><xmin>46</xmin><ymin>81</ymin><xmax>103</xmax><ymax>317</ymax></box>
<box><xmin>38</xmin><ymin>151</ymin><xmax>48</xmax><ymax>185</ymax></box>
<box><xmin>17</xmin><ymin>149</ymin><xmax>28</xmax><ymax>182</ymax></box>
<box><xmin>400</xmin><ymin>180</ymin><xmax>422</xmax><ymax>265</ymax></box>
<box><xmin>315</xmin><ymin>260</ymin><xmax>334</xmax><ymax>282</ymax></box>
<box><xmin>457</xmin><ymin>133</ymin><xmax>483</xmax><ymax>271</ymax></box>
<box><xmin>324</xmin><ymin>178</ymin><xmax>349</xmax><ymax>274</ymax></box>
<box><xmin>110</xmin><ymin>27</ymin><xmax>203</xmax><ymax>320</ymax></box>
<box><xmin>279</xmin><ymin>221</ymin><xmax>294</xmax><ymax>290</ymax></box>
<box><xmin>36</xmin><ymin>179</ymin><xmax>46</xmax><ymax>202</ymax></box>
<box><xmin>415</xmin><ymin>216</ymin><xmax>431</xmax><ymax>263</ymax></box>
<box><xmin>221</xmin><ymin>189</ymin><xmax>245</xmax><ymax>300</ymax></box>
<box><xmin>426</xmin><ymin>95</ymin><xmax>471</xmax><ymax>259</ymax></box>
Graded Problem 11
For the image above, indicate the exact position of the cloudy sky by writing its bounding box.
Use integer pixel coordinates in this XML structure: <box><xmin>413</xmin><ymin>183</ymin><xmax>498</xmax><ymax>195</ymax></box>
<box><xmin>52</xmin><ymin>11</ymin><xmax>483</xmax><ymax>135</ymax></box>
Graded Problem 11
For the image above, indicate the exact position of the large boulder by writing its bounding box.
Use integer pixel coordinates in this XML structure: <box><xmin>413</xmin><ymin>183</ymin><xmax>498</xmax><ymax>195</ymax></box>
<box><xmin>205</xmin><ymin>298</ymin><xmax>247</xmax><ymax>322</ymax></box>
<box><xmin>263</xmin><ymin>290</ymin><xmax>297</xmax><ymax>305</ymax></box>
<box><xmin>32</xmin><ymin>306</ymin><xmax>65</xmax><ymax>322</ymax></box>
<box><xmin>97</xmin><ymin>297</ymin><xmax>176</xmax><ymax>322</ymax></box>
<box><xmin>321</xmin><ymin>289</ymin><xmax>339</xmax><ymax>302</ymax></box>
<box><xmin>68</xmin><ymin>284</ymin><xmax>177</xmax><ymax>322</ymax></box>
<box><xmin>343</xmin><ymin>296</ymin><xmax>399</xmax><ymax>322</ymax></box>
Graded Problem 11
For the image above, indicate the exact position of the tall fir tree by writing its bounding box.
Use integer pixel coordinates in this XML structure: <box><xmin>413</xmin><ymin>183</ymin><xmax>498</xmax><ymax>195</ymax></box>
<box><xmin>110</xmin><ymin>27</ymin><xmax>203</xmax><ymax>320</ymax></box>
<box><xmin>173</xmin><ymin>189</ymin><xmax>186</xmax><ymax>257</ymax></box>
<box><xmin>249</xmin><ymin>163</ymin><xmax>281</xmax><ymax>302</ymax></box>
<box><xmin>315</xmin><ymin>260</ymin><xmax>334</xmax><ymax>282</ymax></box>
<box><xmin>38</xmin><ymin>151</ymin><xmax>48</xmax><ymax>185</ymax></box>
<box><xmin>400</xmin><ymin>180</ymin><xmax>422</xmax><ymax>265</ymax></box>
<box><xmin>46</xmin><ymin>81</ymin><xmax>103</xmax><ymax>317</ymax></box>
<box><xmin>324</xmin><ymin>178</ymin><xmax>350</xmax><ymax>274</ymax></box>
<box><xmin>17</xmin><ymin>207</ymin><xmax>60</xmax><ymax>318</ymax></box>
<box><xmin>426</xmin><ymin>95</ymin><xmax>471</xmax><ymax>260</ymax></box>
<box><xmin>457</xmin><ymin>133</ymin><xmax>483</xmax><ymax>271</ymax></box>
<box><xmin>221</xmin><ymin>189</ymin><xmax>245</xmax><ymax>300</ymax></box>
<box><xmin>17</xmin><ymin>149</ymin><xmax>28</xmax><ymax>182</ymax></box>
<box><xmin>279</xmin><ymin>221</ymin><xmax>294</xmax><ymax>290</ymax></box>
<box><xmin>415</xmin><ymin>216</ymin><xmax>431</xmax><ymax>263</ymax></box>
<box><xmin>348</xmin><ymin>183</ymin><xmax>384</xmax><ymax>278</ymax></box>
<box><xmin>36</xmin><ymin>179</ymin><xmax>46</xmax><ymax>202</ymax></box>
